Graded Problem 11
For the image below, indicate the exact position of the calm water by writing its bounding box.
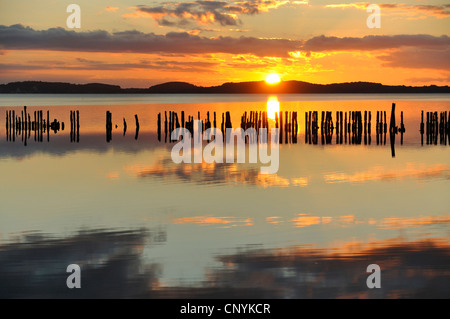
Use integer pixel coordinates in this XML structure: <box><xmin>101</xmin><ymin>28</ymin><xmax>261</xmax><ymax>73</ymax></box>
<box><xmin>0</xmin><ymin>94</ymin><xmax>449</xmax><ymax>298</ymax></box>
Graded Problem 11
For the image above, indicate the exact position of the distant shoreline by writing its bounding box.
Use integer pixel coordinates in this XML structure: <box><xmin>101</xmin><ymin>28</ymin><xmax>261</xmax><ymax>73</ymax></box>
<box><xmin>1</xmin><ymin>80</ymin><xmax>449</xmax><ymax>94</ymax></box>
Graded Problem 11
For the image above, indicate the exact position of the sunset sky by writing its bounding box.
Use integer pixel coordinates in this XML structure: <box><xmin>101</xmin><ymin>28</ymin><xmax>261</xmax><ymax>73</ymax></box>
<box><xmin>0</xmin><ymin>0</ymin><xmax>449</xmax><ymax>88</ymax></box>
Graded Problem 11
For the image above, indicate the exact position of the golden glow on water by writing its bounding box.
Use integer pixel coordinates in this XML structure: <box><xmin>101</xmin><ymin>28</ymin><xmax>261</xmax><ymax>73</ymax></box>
<box><xmin>266</xmin><ymin>96</ymin><xmax>280</xmax><ymax>120</ymax></box>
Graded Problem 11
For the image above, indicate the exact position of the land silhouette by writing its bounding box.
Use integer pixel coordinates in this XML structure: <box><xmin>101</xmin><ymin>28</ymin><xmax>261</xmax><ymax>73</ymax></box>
<box><xmin>0</xmin><ymin>80</ymin><xmax>449</xmax><ymax>94</ymax></box>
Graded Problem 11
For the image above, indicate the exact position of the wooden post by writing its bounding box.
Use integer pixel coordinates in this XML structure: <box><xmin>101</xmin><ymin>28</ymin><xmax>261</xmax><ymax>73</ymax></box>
<box><xmin>135</xmin><ymin>114</ymin><xmax>139</xmax><ymax>140</ymax></box>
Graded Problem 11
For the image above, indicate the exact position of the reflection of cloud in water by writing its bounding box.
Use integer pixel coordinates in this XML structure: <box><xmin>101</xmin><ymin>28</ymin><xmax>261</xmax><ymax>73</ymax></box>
<box><xmin>267</xmin><ymin>213</ymin><xmax>449</xmax><ymax>230</ymax></box>
<box><xmin>0</xmin><ymin>228</ymin><xmax>166</xmax><ymax>298</ymax></box>
<box><xmin>323</xmin><ymin>163</ymin><xmax>450</xmax><ymax>184</ymax></box>
<box><xmin>209</xmin><ymin>237</ymin><xmax>450</xmax><ymax>298</ymax></box>
<box><xmin>267</xmin><ymin>214</ymin><xmax>356</xmax><ymax>228</ymax></box>
<box><xmin>1</xmin><ymin>228</ymin><xmax>448</xmax><ymax>298</ymax></box>
<box><xmin>125</xmin><ymin>157</ymin><xmax>308</xmax><ymax>187</ymax></box>
<box><xmin>377</xmin><ymin>214</ymin><xmax>450</xmax><ymax>230</ymax></box>
<box><xmin>172</xmin><ymin>215</ymin><xmax>253</xmax><ymax>228</ymax></box>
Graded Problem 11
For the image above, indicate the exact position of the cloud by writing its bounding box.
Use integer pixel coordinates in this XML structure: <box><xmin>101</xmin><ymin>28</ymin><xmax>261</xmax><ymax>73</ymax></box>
<box><xmin>378</xmin><ymin>48</ymin><xmax>450</xmax><ymax>71</ymax></box>
<box><xmin>407</xmin><ymin>75</ymin><xmax>450</xmax><ymax>84</ymax></box>
<box><xmin>0</xmin><ymin>60</ymin><xmax>217</xmax><ymax>73</ymax></box>
<box><xmin>1</xmin><ymin>25</ymin><xmax>449</xmax><ymax>73</ymax></box>
<box><xmin>299</xmin><ymin>34</ymin><xmax>450</xmax><ymax>71</ymax></box>
<box><xmin>325</xmin><ymin>2</ymin><xmax>367</xmax><ymax>9</ymax></box>
<box><xmin>0</xmin><ymin>24</ymin><xmax>301</xmax><ymax>57</ymax></box>
<box><xmin>124</xmin><ymin>0</ymin><xmax>292</xmax><ymax>27</ymax></box>
<box><xmin>324</xmin><ymin>3</ymin><xmax>450</xmax><ymax>18</ymax></box>
<box><xmin>301</xmin><ymin>34</ymin><xmax>450</xmax><ymax>52</ymax></box>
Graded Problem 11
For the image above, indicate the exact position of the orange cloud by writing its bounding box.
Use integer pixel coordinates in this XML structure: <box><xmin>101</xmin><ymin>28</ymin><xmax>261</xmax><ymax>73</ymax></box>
<box><xmin>125</xmin><ymin>1</ymin><xmax>293</xmax><ymax>27</ymax></box>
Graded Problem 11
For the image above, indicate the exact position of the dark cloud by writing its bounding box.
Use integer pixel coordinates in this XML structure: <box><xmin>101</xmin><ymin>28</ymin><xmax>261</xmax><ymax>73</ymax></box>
<box><xmin>380</xmin><ymin>3</ymin><xmax>450</xmax><ymax>18</ymax></box>
<box><xmin>378</xmin><ymin>48</ymin><xmax>450</xmax><ymax>71</ymax></box>
<box><xmin>301</xmin><ymin>34</ymin><xmax>450</xmax><ymax>52</ymax></box>
<box><xmin>0</xmin><ymin>24</ymin><xmax>301</xmax><ymax>57</ymax></box>
<box><xmin>129</xmin><ymin>0</ymin><xmax>289</xmax><ymax>27</ymax></box>
<box><xmin>325</xmin><ymin>3</ymin><xmax>450</xmax><ymax>18</ymax></box>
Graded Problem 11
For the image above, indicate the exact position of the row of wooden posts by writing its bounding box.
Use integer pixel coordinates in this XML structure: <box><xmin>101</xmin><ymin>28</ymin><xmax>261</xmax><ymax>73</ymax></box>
<box><xmin>155</xmin><ymin>104</ymin><xmax>408</xmax><ymax>146</ymax></box>
<box><xmin>420</xmin><ymin>110</ymin><xmax>450</xmax><ymax>145</ymax></box>
<box><xmin>302</xmin><ymin>104</ymin><xmax>406</xmax><ymax>145</ymax></box>
<box><xmin>157</xmin><ymin>111</ymin><xmax>233</xmax><ymax>143</ymax></box>
<box><xmin>5</xmin><ymin>106</ymin><xmax>66</xmax><ymax>145</ymax></box>
<box><xmin>156</xmin><ymin>110</ymin><xmax>299</xmax><ymax>143</ymax></box>
<box><xmin>6</xmin><ymin>105</ymin><xmax>449</xmax><ymax>148</ymax></box>
<box><xmin>106</xmin><ymin>111</ymin><xmax>140</xmax><ymax>142</ymax></box>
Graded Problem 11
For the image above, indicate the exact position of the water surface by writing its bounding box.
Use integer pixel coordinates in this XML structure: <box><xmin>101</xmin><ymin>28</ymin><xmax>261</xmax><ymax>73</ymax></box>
<box><xmin>0</xmin><ymin>94</ymin><xmax>449</xmax><ymax>298</ymax></box>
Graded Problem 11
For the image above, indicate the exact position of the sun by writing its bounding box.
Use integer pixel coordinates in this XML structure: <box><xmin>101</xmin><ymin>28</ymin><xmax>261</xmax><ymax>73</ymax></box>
<box><xmin>265</xmin><ymin>73</ymin><xmax>281</xmax><ymax>84</ymax></box>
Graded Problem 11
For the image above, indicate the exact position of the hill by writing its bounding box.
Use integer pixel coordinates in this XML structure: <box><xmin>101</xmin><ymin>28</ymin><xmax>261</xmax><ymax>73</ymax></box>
<box><xmin>0</xmin><ymin>80</ymin><xmax>449</xmax><ymax>94</ymax></box>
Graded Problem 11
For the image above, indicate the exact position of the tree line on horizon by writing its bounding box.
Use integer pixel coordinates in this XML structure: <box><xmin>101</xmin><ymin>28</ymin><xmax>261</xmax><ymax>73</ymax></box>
<box><xmin>0</xmin><ymin>80</ymin><xmax>449</xmax><ymax>94</ymax></box>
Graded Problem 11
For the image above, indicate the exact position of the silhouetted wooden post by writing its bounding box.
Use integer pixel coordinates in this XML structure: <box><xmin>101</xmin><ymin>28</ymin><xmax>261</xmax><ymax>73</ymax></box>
<box><xmin>321</xmin><ymin>111</ymin><xmax>324</xmax><ymax>132</ymax></box>
<box><xmin>157</xmin><ymin>113</ymin><xmax>161</xmax><ymax>141</ymax></box>
<box><xmin>106</xmin><ymin>111</ymin><xmax>112</xmax><ymax>143</ymax></box>
<box><xmin>168</xmin><ymin>111</ymin><xmax>172</xmax><ymax>136</ymax></box>
<box><xmin>39</xmin><ymin>110</ymin><xmax>43</xmax><ymax>142</ymax></box>
<box><xmin>11</xmin><ymin>110</ymin><xmax>15</xmax><ymax>142</ymax></box>
<box><xmin>304</xmin><ymin>112</ymin><xmax>308</xmax><ymax>143</ymax></box>
<box><xmin>5</xmin><ymin>110</ymin><xmax>9</xmax><ymax>141</ymax></box>
<box><xmin>398</xmin><ymin>111</ymin><xmax>403</xmax><ymax>144</ymax></box>
<box><xmin>46</xmin><ymin>110</ymin><xmax>49</xmax><ymax>142</ymax></box>
<box><xmin>181</xmin><ymin>111</ymin><xmax>185</xmax><ymax>129</ymax></box>
<box><xmin>285</xmin><ymin>111</ymin><xmax>288</xmax><ymax>144</ymax></box>
<box><xmin>280</xmin><ymin>110</ymin><xmax>283</xmax><ymax>144</ymax></box>
<box><xmin>134</xmin><ymin>114</ymin><xmax>140</xmax><ymax>140</ymax></box>
<box><xmin>76</xmin><ymin>110</ymin><xmax>79</xmax><ymax>143</ymax></box>
<box><xmin>389</xmin><ymin>103</ymin><xmax>396</xmax><ymax>134</ymax></box>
